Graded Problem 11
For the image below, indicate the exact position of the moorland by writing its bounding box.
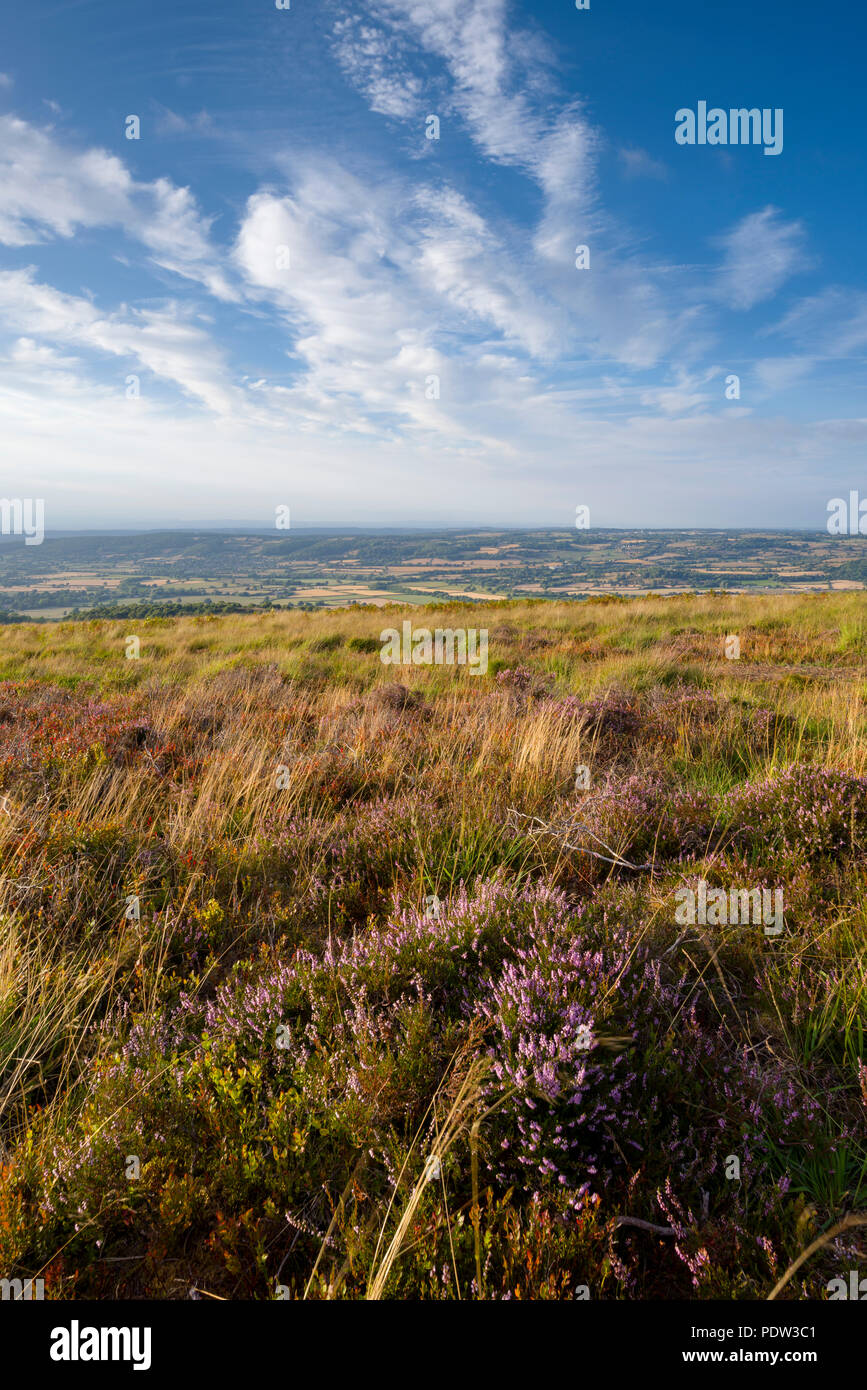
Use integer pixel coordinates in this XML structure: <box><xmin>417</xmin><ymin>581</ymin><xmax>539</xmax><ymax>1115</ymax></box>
<box><xmin>0</xmin><ymin>591</ymin><xmax>865</xmax><ymax>1299</ymax></box>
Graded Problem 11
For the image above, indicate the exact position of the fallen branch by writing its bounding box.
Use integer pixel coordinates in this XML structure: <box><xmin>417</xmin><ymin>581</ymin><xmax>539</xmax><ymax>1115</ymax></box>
<box><xmin>507</xmin><ymin>808</ymin><xmax>656</xmax><ymax>872</ymax></box>
<box><xmin>613</xmin><ymin>1216</ymin><xmax>676</xmax><ymax>1237</ymax></box>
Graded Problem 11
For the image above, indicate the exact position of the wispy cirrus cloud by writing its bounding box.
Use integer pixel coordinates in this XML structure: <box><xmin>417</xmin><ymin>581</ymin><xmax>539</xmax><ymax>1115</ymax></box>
<box><xmin>771</xmin><ymin>287</ymin><xmax>867</xmax><ymax>357</ymax></box>
<box><xmin>328</xmin><ymin>2</ymin><xmax>691</xmax><ymax>374</ymax></box>
<box><xmin>618</xmin><ymin>146</ymin><xmax>669</xmax><ymax>181</ymax></box>
<box><xmin>332</xmin><ymin>17</ymin><xmax>424</xmax><ymax>118</ymax></box>
<box><xmin>714</xmin><ymin>206</ymin><xmax>810</xmax><ymax>311</ymax></box>
<box><xmin>331</xmin><ymin>0</ymin><xmax>577</xmax><ymax>178</ymax></box>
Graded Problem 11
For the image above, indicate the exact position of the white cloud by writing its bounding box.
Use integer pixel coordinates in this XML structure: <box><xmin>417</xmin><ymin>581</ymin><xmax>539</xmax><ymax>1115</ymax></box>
<box><xmin>772</xmin><ymin>288</ymin><xmax>867</xmax><ymax>357</ymax></box>
<box><xmin>618</xmin><ymin>147</ymin><xmax>669</xmax><ymax>180</ymax></box>
<box><xmin>9</xmin><ymin>336</ymin><xmax>79</xmax><ymax>367</ymax></box>
<box><xmin>0</xmin><ymin>268</ymin><xmax>238</xmax><ymax>413</ymax></box>
<box><xmin>639</xmin><ymin>368</ymin><xmax>717</xmax><ymax>415</ymax></box>
<box><xmin>333</xmin><ymin>0</ymin><xmax>564</xmax><ymax>174</ymax></box>
<box><xmin>332</xmin><ymin>18</ymin><xmax>423</xmax><ymax>118</ymax></box>
<box><xmin>3</xmin><ymin>330</ymin><xmax>863</xmax><ymax>529</ymax></box>
<box><xmin>412</xmin><ymin>185</ymin><xmax>562</xmax><ymax>356</ymax></box>
<box><xmin>0</xmin><ymin>115</ymin><xmax>238</xmax><ymax>301</ymax></box>
<box><xmin>233</xmin><ymin>165</ymin><xmax>529</xmax><ymax>444</ymax></box>
<box><xmin>330</xmin><ymin>5</ymin><xmax>690</xmax><ymax>373</ymax></box>
<box><xmin>154</xmin><ymin>106</ymin><xmax>215</xmax><ymax>137</ymax></box>
<box><xmin>753</xmin><ymin>356</ymin><xmax>816</xmax><ymax>393</ymax></box>
<box><xmin>714</xmin><ymin>207</ymin><xmax>809</xmax><ymax>311</ymax></box>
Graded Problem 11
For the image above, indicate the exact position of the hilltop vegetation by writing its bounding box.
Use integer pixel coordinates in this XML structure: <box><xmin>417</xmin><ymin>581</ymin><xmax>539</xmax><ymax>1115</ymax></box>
<box><xmin>0</xmin><ymin>592</ymin><xmax>865</xmax><ymax>1299</ymax></box>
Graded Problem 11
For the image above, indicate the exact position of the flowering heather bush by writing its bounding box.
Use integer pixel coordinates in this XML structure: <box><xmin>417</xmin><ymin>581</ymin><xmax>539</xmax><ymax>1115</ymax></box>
<box><xmin>495</xmin><ymin>665</ymin><xmax>554</xmax><ymax>705</ymax></box>
<box><xmin>568</xmin><ymin>763</ymin><xmax>867</xmax><ymax>868</ymax></box>
<box><xmin>0</xmin><ymin>682</ymin><xmax>208</xmax><ymax>785</ymax></box>
<box><xmin>541</xmin><ymin>691</ymin><xmax>643</xmax><ymax>747</ymax></box>
<box><xmin>477</xmin><ymin>923</ymin><xmax>685</xmax><ymax>1200</ymax></box>
<box><xmin>724</xmin><ymin>765</ymin><xmax>867</xmax><ymax>859</ymax></box>
<box><xmin>574</xmin><ymin>774</ymin><xmax>714</xmax><ymax>862</ymax></box>
<box><xmin>29</xmin><ymin>879</ymin><xmax>833</xmax><ymax>1299</ymax></box>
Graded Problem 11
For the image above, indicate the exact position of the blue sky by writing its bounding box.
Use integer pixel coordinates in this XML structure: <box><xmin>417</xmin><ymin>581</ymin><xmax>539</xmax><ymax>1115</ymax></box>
<box><xmin>1</xmin><ymin>0</ymin><xmax>865</xmax><ymax>529</ymax></box>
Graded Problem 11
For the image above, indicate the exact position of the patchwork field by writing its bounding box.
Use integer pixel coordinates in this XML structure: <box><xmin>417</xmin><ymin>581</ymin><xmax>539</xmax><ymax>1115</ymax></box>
<box><xmin>0</xmin><ymin>592</ymin><xmax>866</xmax><ymax>1299</ymax></box>
<box><xmin>2</xmin><ymin>528</ymin><xmax>866</xmax><ymax>620</ymax></box>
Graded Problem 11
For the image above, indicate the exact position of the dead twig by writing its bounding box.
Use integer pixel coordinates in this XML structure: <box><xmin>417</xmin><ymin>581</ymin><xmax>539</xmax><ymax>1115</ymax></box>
<box><xmin>613</xmin><ymin>1216</ymin><xmax>676</xmax><ymax>1237</ymax></box>
<box><xmin>507</xmin><ymin>808</ymin><xmax>656</xmax><ymax>873</ymax></box>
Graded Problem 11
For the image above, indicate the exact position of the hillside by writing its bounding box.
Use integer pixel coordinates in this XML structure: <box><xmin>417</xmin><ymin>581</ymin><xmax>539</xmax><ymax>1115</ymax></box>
<box><xmin>0</xmin><ymin>593</ymin><xmax>865</xmax><ymax>1299</ymax></box>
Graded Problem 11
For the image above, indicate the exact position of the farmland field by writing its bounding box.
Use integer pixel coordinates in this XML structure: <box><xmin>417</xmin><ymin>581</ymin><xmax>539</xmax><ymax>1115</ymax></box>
<box><xmin>2</xmin><ymin>528</ymin><xmax>866</xmax><ymax>621</ymax></box>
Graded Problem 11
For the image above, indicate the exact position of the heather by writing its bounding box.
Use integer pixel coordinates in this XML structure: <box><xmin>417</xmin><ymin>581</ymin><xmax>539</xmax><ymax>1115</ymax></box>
<box><xmin>0</xmin><ymin>593</ymin><xmax>865</xmax><ymax>1299</ymax></box>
